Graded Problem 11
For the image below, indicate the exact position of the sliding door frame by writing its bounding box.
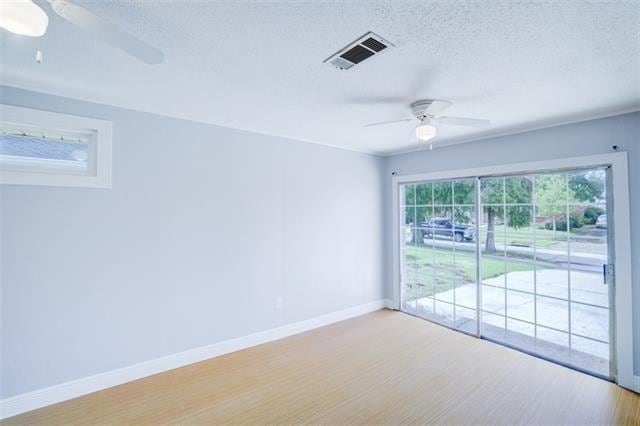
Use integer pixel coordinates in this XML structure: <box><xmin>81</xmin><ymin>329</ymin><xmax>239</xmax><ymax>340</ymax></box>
<box><xmin>390</xmin><ymin>152</ymin><xmax>633</xmax><ymax>390</ymax></box>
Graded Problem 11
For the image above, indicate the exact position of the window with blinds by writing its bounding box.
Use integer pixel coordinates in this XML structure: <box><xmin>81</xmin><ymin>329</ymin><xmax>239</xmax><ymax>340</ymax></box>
<box><xmin>0</xmin><ymin>125</ymin><xmax>92</xmax><ymax>173</ymax></box>
<box><xmin>0</xmin><ymin>104</ymin><xmax>112</xmax><ymax>188</ymax></box>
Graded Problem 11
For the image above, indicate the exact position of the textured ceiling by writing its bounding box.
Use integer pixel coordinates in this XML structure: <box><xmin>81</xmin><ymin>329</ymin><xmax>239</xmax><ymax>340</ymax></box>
<box><xmin>1</xmin><ymin>1</ymin><xmax>639</xmax><ymax>155</ymax></box>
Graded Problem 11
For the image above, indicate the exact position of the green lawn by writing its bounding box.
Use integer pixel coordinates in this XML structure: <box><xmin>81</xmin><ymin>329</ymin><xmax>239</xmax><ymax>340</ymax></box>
<box><xmin>484</xmin><ymin>225</ymin><xmax>568</xmax><ymax>248</ymax></box>
<box><xmin>404</xmin><ymin>245</ymin><xmax>535</xmax><ymax>299</ymax></box>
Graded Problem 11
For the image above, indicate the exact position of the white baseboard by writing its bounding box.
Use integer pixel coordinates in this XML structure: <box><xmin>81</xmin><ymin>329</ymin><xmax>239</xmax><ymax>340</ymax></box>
<box><xmin>634</xmin><ymin>375</ymin><xmax>640</xmax><ymax>394</ymax></box>
<box><xmin>0</xmin><ymin>299</ymin><xmax>387</xmax><ymax>420</ymax></box>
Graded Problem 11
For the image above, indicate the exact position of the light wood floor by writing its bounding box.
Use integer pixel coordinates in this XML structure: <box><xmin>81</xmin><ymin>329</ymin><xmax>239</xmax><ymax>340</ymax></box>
<box><xmin>5</xmin><ymin>309</ymin><xmax>640</xmax><ymax>424</ymax></box>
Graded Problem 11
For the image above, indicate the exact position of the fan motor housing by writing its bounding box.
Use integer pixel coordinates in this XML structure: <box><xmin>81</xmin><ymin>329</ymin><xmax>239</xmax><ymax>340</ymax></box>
<box><xmin>411</xmin><ymin>100</ymin><xmax>435</xmax><ymax>118</ymax></box>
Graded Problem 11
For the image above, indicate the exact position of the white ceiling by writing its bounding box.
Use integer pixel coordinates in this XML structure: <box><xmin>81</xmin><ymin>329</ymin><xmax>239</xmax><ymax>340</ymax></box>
<box><xmin>2</xmin><ymin>1</ymin><xmax>639</xmax><ymax>155</ymax></box>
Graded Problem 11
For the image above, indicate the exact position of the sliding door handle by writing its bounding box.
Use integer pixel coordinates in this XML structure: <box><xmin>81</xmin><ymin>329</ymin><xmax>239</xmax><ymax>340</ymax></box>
<box><xmin>603</xmin><ymin>264</ymin><xmax>615</xmax><ymax>286</ymax></box>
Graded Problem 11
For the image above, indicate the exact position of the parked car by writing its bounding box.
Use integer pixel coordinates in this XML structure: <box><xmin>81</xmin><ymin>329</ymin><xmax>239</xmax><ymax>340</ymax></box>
<box><xmin>419</xmin><ymin>217</ymin><xmax>475</xmax><ymax>243</ymax></box>
<box><xmin>596</xmin><ymin>214</ymin><xmax>607</xmax><ymax>229</ymax></box>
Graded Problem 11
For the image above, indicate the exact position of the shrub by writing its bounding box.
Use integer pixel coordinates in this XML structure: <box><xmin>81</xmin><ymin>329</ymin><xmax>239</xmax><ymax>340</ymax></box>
<box><xmin>583</xmin><ymin>205</ymin><xmax>605</xmax><ymax>225</ymax></box>
<box><xmin>544</xmin><ymin>212</ymin><xmax>583</xmax><ymax>231</ymax></box>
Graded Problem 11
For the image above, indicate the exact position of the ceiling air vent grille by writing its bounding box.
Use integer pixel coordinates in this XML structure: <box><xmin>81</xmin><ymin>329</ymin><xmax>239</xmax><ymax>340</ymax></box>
<box><xmin>361</xmin><ymin>37</ymin><xmax>387</xmax><ymax>52</ymax></box>
<box><xmin>324</xmin><ymin>32</ymin><xmax>394</xmax><ymax>70</ymax></box>
<box><xmin>340</xmin><ymin>44</ymin><xmax>375</xmax><ymax>64</ymax></box>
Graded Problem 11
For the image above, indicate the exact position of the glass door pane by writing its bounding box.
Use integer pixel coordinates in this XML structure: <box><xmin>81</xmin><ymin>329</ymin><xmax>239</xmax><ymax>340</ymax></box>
<box><xmin>400</xmin><ymin>179</ymin><xmax>478</xmax><ymax>335</ymax></box>
<box><xmin>479</xmin><ymin>168</ymin><xmax>613</xmax><ymax>379</ymax></box>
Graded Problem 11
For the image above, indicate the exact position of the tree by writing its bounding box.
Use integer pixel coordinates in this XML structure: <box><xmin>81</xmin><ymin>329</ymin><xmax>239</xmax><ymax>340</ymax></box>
<box><xmin>536</xmin><ymin>171</ymin><xmax>605</xmax><ymax>236</ymax></box>
<box><xmin>569</xmin><ymin>172</ymin><xmax>605</xmax><ymax>203</ymax></box>
<box><xmin>405</xmin><ymin>172</ymin><xmax>605</xmax><ymax>251</ymax></box>
<box><xmin>482</xmin><ymin>177</ymin><xmax>532</xmax><ymax>253</ymax></box>
<box><xmin>405</xmin><ymin>181</ymin><xmax>476</xmax><ymax>245</ymax></box>
<box><xmin>414</xmin><ymin>183</ymin><xmax>431</xmax><ymax>243</ymax></box>
<box><xmin>536</xmin><ymin>174</ymin><xmax>569</xmax><ymax>237</ymax></box>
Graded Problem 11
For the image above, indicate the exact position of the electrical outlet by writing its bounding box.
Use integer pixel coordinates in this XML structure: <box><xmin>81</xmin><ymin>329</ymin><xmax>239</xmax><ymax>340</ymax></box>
<box><xmin>274</xmin><ymin>297</ymin><xmax>283</xmax><ymax>311</ymax></box>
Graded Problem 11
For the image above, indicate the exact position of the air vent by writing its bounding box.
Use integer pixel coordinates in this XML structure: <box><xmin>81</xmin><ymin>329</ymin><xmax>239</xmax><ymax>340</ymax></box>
<box><xmin>340</xmin><ymin>44</ymin><xmax>375</xmax><ymax>64</ymax></box>
<box><xmin>324</xmin><ymin>32</ymin><xmax>394</xmax><ymax>70</ymax></box>
<box><xmin>361</xmin><ymin>37</ymin><xmax>387</xmax><ymax>52</ymax></box>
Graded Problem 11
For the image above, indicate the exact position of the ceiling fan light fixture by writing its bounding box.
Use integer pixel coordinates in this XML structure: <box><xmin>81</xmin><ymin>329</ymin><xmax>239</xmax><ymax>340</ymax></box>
<box><xmin>415</xmin><ymin>120</ymin><xmax>437</xmax><ymax>142</ymax></box>
<box><xmin>0</xmin><ymin>0</ymin><xmax>49</xmax><ymax>37</ymax></box>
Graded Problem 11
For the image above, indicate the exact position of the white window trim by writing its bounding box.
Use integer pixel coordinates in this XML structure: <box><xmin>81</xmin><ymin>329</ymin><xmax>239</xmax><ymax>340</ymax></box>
<box><xmin>390</xmin><ymin>152</ymin><xmax>634</xmax><ymax>391</ymax></box>
<box><xmin>0</xmin><ymin>105</ymin><xmax>112</xmax><ymax>188</ymax></box>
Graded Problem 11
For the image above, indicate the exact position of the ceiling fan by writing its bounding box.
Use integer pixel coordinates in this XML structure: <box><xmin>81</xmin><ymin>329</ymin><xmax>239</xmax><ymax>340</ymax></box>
<box><xmin>365</xmin><ymin>99</ymin><xmax>490</xmax><ymax>147</ymax></box>
<box><xmin>0</xmin><ymin>0</ymin><xmax>164</xmax><ymax>64</ymax></box>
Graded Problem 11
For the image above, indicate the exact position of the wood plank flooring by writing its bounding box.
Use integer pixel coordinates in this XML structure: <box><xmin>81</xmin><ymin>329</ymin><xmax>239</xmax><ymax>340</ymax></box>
<box><xmin>5</xmin><ymin>309</ymin><xmax>640</xmax><ymax>424</ymax></box>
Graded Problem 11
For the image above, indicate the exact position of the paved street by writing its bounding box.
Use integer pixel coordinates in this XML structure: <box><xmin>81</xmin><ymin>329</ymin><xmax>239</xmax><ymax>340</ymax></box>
<box><xmin>423</xmin><ymin>238</ymin><xmax>606</xmax><ymax>270</ymax></box>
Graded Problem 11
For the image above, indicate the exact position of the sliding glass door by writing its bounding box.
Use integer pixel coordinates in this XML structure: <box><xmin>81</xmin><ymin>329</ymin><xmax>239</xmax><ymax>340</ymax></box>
<box><xmin>400</xmin><ymin>179</ymin><xmax>478</xmax><ymax>335</ymax></box>
<box><xmin>399</xmin><ymin>167</ymin><xmax>614</xmax><ymax>380</ymax></box>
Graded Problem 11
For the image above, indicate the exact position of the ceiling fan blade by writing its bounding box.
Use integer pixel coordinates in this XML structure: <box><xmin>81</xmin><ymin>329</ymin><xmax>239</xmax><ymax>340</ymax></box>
<box><xmin>425</xmin><ymin>100</ymin><xmax>452</xmax><ymax>116</ymax></box>
<box><xmin>408</xmin><ymin>124</ymin><xmax>419</xmax><ymax>143</ymax></box>
<box><xmin>364</xmin><ymin>118</ymin><xmax>414</xmax><ymax>128</ymax></box>
<box><xmin>437</xmin><ymin>116</ymin><xmax>490</xmax><ymax>128</ymax></box>
<box><xmin>49</xmin><ymin>0</ymin><xmax>164</xmax><ymax>64</ymax></box>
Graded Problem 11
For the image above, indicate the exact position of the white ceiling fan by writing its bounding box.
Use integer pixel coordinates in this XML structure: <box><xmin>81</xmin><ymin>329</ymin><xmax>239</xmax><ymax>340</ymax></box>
<box><xmin>0</xmin><ymin>0</ymin><xmax>164</xmax><ymax>64</ymax></box>
<box><xmin>365</xmin><ymin>99</ymin><xmax>490</xmax><ymax>147</ymax></box>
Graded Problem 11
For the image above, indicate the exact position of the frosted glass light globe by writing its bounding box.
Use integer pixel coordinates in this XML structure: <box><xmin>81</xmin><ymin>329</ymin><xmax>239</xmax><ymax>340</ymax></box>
<box><xmin>415</xmin><ymin>121</ymin><xmax>437</xmax><ymax>141</ymax></box>
<box><xmin>0</xmin><ymin>0</ymin><xmax>49</xmax><ymax>37</ymax></box>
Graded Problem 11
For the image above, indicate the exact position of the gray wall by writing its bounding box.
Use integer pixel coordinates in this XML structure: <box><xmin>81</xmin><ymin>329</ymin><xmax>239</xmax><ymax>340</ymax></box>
<box><xmin>384</xmin><ymin>111</ymin><xmax>640</xmax><ymax>374</ymax></box>
<box><xmin>2</xmin><ymin>84</ymin><xmax>638</xmax><ymax>400</ymax></box>
<box><xmin>0</xmin><ymin>86</ymin><xmax>386</xmax><ymax>398</ymax></box>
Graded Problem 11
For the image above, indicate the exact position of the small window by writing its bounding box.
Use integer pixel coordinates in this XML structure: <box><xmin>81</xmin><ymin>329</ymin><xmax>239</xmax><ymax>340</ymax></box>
<box><xmin>1</xmin><ymin>128</ymin><xmax>90</xmax><ymax>173</ymax></box>
<box><xmin>0</xmin><ymin>105</ymin><xmax>112</xmax><ymax>188</ymax></box>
